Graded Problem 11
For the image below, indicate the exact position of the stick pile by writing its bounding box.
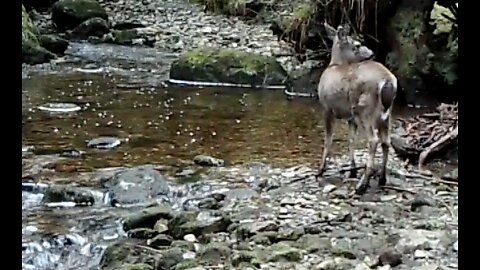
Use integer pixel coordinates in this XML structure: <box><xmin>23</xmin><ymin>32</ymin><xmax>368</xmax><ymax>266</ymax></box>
<box><xmin>391</xmin><ymin>103</ymin><xmax>458</xmax><ymax>169</ymax></box>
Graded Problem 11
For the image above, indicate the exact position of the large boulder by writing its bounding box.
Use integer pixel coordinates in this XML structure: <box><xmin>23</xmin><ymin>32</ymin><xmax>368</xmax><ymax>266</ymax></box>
<box><xmin>22</xmin><ymin>5</ymin><xmax>55</xmax><ymax>64</ymax></box>
<box><xmin>51</xmin><ymin>0</ymin><xmax>108</xmax><ymax>30</ymax></box>
<box><xmin>169</xmin><ymin>47</ymin><xmax>289</xmax><ymax>88</ymax></box>
<box><xmin>99</xmin><ymin>165</ymin><xmax>170</xmax><ymax>206</ymax></box>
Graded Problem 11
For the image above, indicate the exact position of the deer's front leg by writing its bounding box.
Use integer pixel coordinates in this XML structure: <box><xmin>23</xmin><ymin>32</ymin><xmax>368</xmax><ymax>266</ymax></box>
<box><xmin>347</xmin><ymin>118</ymin><xmax>358</xmax><ymax>178</ymax></box>
<box><xmin>317</xmin><ymin>111</ymin><xmax>334</xmax><ymax>177</ymax></box>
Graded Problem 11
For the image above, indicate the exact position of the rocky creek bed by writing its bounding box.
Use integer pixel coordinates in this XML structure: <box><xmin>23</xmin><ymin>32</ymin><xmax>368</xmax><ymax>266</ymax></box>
<box><xmin>22</xmin><ymin>0</ymin><xmax>458</xmax><ymax>269</ymax></box>
<box><xmin>22</xmin><ymin>151</ymin><xmax>458</xmax><ymax>270</ymax></box>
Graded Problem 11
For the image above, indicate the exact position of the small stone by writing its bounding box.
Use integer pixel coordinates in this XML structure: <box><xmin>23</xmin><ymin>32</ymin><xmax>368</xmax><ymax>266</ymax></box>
<box><xmin>323</xmin><ymin>184</ymin><xmax>337</xmax><ymax>193</ymax></box>
<box><xmin>414</xmin><ymin>249</ymin><xmax>429</xmax><ymax>259</ymax></box>
<box><xmin>147</xmin><ymin>234</ymin><xmax>173</xmax><ymax>248</ymax></box>
<box><xmin>127</xmin><ymin>228</ymin><xmax>159</xmax><ymax>239</ymax></box>
<box><xmin>184</xmin><ymin>234</ymin><xmax>197</xmax><ymax>242</ymax></box>
<box><xmin>453</xmin><ymin>240</ymin><xmax>458</xmax><ymax>252</ymax></box>
<box><xmin>380</xmin><ymin>194</ymin><xmax>397</xmax><ymax>202</ymax></box>
<box><xmin>193</xmin><ymin>155</ymin><xmax>225</xmax><ymax>167</ymax></box>
<box><xmin>280</xmin><ymin>198</ymin><xmax>295</xmax><ymax>206</ymax></box>
<box><xmin>153</xmin><ymin>219</ymin><xmax>169</xmax><ymax>233</ymax></box>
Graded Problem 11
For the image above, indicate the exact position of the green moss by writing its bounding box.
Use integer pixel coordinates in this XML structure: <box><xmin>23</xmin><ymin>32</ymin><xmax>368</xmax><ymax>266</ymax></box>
<box><xmin>22</xmin><ymin>5</ymin><xmax>39</xmax><ymax>51</ymax></box>
<box><xmin>182</xmin><ymin>48</ymin><xmax>273</xmax><ymax>75</ymax></box>
<box><xmin>430</xmin><ymin>3</ymin><xmax>454</xmax><ymax>35</ymax></box>
<box><xmin>292</xmin><ymin>2</ymin><xmax>314</xmax><ymax>20</ymax></box>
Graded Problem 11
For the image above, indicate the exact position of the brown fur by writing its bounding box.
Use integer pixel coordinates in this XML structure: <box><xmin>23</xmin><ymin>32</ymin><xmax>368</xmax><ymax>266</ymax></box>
<box><xmin>316</xmin><ymin>22</ymin><xmax>398</xmax><ymax>194</ymax></box>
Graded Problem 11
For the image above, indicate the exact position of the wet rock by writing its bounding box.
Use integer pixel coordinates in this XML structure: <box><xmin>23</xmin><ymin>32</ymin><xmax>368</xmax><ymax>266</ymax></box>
<box><xmin>395</xmin><ymin>229</ymin><xmax>442</xmax><ymax>253</ymax></box>
<box><xmin>265</xmin><ymin>242</ymin><xmax>302</xmax><ymax>262</ymax></box>
<box><xmin>235</xmin><ymin>220</ymin><xmax>279</xmax><ymax>240</ymax></box>
<box><xmin>147</xmin><ymin>234</ymin><xmax>173</xmax><ymax>248</ymax></box>
<box><xmin>371</xmin><ymin>250</ymin><xmax>403</xmax><ymax>267</ymax></box>
<box><xmin>193</xmin><ymin>155</ymin><xmax>224</xmax><ymax>167</ymax></box>
<box><xmin>156</xmin><ymin>247</ymin><xmax>183</xmax><ymax>270</ymax></box>
<box><xmin>331</xmin><ymin>240</ymin><xmax>357</xmax><ymax>259</ymax></box>
<box><xmin>52</xmin><ymin>0</ymin><xmax>108</xmax><ymax>30</ymax></box>
<box><xmin>171</xmin><ymin>240</ymin><xmax>195</xmax><ymax>252</ymax></box>
<box><xmin>197</xmin><ymin>197</ymin><xmax>220</xmax><ymax>210</ymax></box>
<box><xmin>169</xmin><ymin>48</ymin><xmax>288</xmax><ymax>88</ymax></box>
<box><xmin>154</xmin><ymin>219</ymin><xmax>169</xmax><ymax>233</ymax></box>
<box><xmin>103</xmin><ymin>29</ymin><xmax>139</xmax><ymax>45</ymax></box>
<box><xmin>119</xmin><ymin>263</ymin><xmax>154</xmax><ymax>270</ymax></box>
<box><xmin>42</xmin><ymin>185</ymin><xmax>95</xmax><ymax>205</ymax></box>
<box><xmin>127</xmin><ymin>228</ymin><xmax>159</xmax><ymax>239</ymax></box>
<box><xmin>183</xmin><ymin>234</ymin><xmax>197</xmax><ymax>242</ymax></box>
<box><xmin>169</xmin><ymin>211</ymin><xmax>232</xmax><ymax>239</ymax></box>
<box><xmin>411</xmin><ymin>194</ymin><xmax>435</xmax><ymax>211</ymax></box>
<box><xmin>71</xmin><ymin>17</ymin><xmax>110</xmax><ymax>39</ymax></box>
<box><xmin>296</xmin><ymin>234</ymin><xmax>331</xmax><ymax>253</ymax></box>
<box><xmin>101</xmin><ymin>165</ymin><xmax>170</xmax><ymax>205</ymax></box>
<box><xmin>100</xmin><ymin>239</ymin><xmax>157</xmax><ymax>269</ymax></box>
<box><xmin>414</xmin><ymin>249</ymin><xmax>430</xmax><ymax>259</ymax></box>
<box><xmin>199</xmin><ymin>242</ymin><xmax>232</xmax><ymax>262</ymax></box>
<box><xmin>230</xmin><ymin>250</ymin><xmax>260</xmax><ymax>267</ymax></box>
<box><xmin>174</xmin><ymin>260</ymin><xmax>200</xmax><ymax>270</ymax></box>
<box><xmin>122</xmin><ymin>204</ymin><xmax>173</xmax><ymax>231</ymax></box>
<box><xmin>38</xmin><ymin>34</ymin><xmax>69</xmax><ymax>55</ymax></box>
<box><xmin>442</xmin><ymin>168</ymin><xmax>458</xmax><ymax>181</ymax></box>
<box><xmin>22</xmin><ymin>5</ymin><xmax>55</xmax><ymax>64</ymax></box>
<box><xmin>88</xmin><ymin>137</ymin><xmax>121</xmax><ymax>149</ymax></box>
<box><xmin>316</xmin><ymin>257</ymin><xmax>354</xmax><ymax>270</ymax></box>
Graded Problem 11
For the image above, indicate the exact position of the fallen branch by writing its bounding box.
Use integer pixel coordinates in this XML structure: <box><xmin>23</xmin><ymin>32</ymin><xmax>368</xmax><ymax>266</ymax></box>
<box><xmin>418</xmin><ymin>125</ymin><xmax>458</xmax><ymax>170</ymax></box>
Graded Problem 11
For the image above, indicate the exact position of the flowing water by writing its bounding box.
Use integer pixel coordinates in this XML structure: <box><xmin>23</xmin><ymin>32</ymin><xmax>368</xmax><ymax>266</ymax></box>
<box><xmin>22</xmin><ymin>42</ymin><xmax>446</xmax><ymax>269</ymax></box>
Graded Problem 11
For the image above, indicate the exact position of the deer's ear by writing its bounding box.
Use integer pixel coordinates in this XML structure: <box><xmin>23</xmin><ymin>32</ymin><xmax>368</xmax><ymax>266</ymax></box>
<box><xmin>323</xmin><ymin>21</ymin><xmax>337</xmax><ymax>40</ymax></box>
<box><xmin>336</xmin><ymin>25</ymin><xmax>349</xmax><ymax>41</ymax></box>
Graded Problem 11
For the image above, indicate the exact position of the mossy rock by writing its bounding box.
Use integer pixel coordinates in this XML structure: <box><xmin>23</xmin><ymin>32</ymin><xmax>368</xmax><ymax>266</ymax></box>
<box><xmin>70</xmin><ymin>17</ymin><xmax>110</xmax><ymax>39</ymax></box>
<box><xmin>169</xmin><ymin>47</ymin><xmax>288</xmax><ymax>88</ymax></box>
<box><xmin>264</xmin><ymin>242</ymin><xmax>302</xmax><ymax>262</ymax></box>
<box><xmin>22</xmin><ymin>5</ymin><xmax>55</xmax><ymax>64</ymax></box>
<box><xmin>99</xmin><ymin>240</ymin><xmax>158</xmax><ymax>269</ymax></box>
<box><xmin>52</xmin><ymin>0</ymin><xmax>108</xmax><ymax>30</ymax></box>
<box><xmin>38</xmin><ymin>34</ymin><xmax>69</xmax><ymax>55</ymax></box>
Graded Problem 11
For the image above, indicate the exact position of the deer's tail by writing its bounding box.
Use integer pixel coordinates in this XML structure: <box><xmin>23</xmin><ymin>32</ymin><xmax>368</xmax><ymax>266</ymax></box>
<box><xmin>378</xmin><ymin>79</ymin><xmax>397</xmax><ymax>121</ymax></box>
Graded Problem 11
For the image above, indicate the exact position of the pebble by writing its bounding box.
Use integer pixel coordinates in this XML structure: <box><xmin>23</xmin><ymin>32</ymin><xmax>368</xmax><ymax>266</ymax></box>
<box><xmin>414</xmin><ymin>250</ymin><xmax>430</xmax><ymax>259</ymax></box>
<box><xmin>184</xmin><ymin>234</ymin><xmax>197</xmax><ymax>242</ymax></box>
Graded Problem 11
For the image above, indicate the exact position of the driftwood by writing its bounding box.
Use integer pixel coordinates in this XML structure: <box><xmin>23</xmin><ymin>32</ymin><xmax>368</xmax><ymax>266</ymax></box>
<box><xmin>391</xmin><ymin>103</ymin><xmax>458</xmax><ymax>167</ymax></box>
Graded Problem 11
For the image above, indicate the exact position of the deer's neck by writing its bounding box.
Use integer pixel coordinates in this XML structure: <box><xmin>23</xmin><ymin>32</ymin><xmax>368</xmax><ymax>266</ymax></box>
<box><xmin>328</xmin><ymin>46</ymin><xmax>350</xmax><ymax>66</ymax></box>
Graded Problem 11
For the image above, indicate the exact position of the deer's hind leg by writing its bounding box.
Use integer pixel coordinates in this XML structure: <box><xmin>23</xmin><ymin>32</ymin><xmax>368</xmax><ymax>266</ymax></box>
<box><xmin>347</xmin><ymin>118</ymin><xmax>358</xmax><ymax>178</ymax></box>
<box><xmin>377</xmin><ymin>119</ymin><xmax>391</xmax><ymax>186</ymax></box>
<box><xmin>317</xmin><ymin>110</ymin><xmax>335</xmax><ymax>177</ymax></box>
<box><xmin>355</xmin><ymin>123</ymin><xmax>379</xmax><ymax>194</ymax></box>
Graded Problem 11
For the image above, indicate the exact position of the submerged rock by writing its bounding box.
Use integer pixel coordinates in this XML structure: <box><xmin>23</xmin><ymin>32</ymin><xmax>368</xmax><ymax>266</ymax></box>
<box><xmin>87</xmin><ymin>137</ymin><xmax>121</xmax><ymax>149</ymax></box>
<box><xmin>42</xmin><ymin>185</ymin><xmax>95</xmax><ymax>205</ymax></box>
<box><xmin>52</xmin><ymin>0</ymin><xmax>108</xmax><ymax>30</ymax></box>
<box><xmin>193</xmin><ymin>155</ymin><xmax>225</xmax><ymax>167</ymax></box>
<box><xmin>169</xmin><ymin>47</ymin><xmax>288</xmax><ymax>88</ymax></box>
<box><xmin>101</xmin><ymin>165</ymin><xmax>170</xmax><ymax>205</ymax></box>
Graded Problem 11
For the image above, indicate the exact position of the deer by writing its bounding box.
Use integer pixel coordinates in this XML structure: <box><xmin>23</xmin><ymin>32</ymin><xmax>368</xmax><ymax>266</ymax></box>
<box><xmin>316</xmin><ymin>22</ymin><xmax>398</xmax><ymax>195</ymax></box>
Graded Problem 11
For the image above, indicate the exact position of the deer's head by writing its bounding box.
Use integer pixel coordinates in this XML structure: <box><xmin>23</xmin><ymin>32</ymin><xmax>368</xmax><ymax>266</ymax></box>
<box><xmin>324</xmin><ymin>22</ymin><xmax>375</xmax><ymax>65</ymax></box>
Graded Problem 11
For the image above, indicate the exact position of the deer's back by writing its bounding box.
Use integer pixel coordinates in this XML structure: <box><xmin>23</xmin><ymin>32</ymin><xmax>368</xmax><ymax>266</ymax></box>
<box><xmin>317</xmin><ymin>61</ymin><xmax>396</xmax><ymax>119</ymax></box>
